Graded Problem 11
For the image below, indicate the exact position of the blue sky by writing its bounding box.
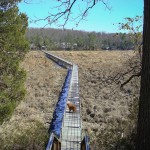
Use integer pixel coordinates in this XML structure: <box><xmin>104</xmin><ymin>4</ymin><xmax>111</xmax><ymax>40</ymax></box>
<box><xmin>18</xmin><ymin>0</ymin><xmax>143</xmax><ymax>33</ymax></box>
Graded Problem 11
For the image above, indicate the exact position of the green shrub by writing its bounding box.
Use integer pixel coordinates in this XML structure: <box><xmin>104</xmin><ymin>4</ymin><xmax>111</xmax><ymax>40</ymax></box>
<box><xmin>0</xmin><ymin>102</ymin><xmax>16</xmax><ymax>123</ymax></box>
<box><xmin>0</xmin><ymin>1</ymin><xmax>28</xmax><ymax>124</ymax></box>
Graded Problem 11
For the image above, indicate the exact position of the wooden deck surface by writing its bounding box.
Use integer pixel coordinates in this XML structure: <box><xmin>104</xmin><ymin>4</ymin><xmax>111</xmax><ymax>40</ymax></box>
<box><xmin>61</xmin><ymin>65</ymin><xmax>82</xmax><ymax>150</ymax></box>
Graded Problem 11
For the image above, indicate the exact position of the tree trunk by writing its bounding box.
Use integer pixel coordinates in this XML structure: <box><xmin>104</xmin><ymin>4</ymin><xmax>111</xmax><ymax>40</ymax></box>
<box><xmin>136</xmin><ymin>0</ymin><xmax>150</xmax><ymax>149</ymax></box>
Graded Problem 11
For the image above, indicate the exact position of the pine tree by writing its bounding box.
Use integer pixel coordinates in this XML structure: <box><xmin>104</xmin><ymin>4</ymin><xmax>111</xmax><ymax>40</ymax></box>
<box><xmin>0</xmin><ymin>0</ymin><xmax>28</xmax><ymax>123</ymax></box>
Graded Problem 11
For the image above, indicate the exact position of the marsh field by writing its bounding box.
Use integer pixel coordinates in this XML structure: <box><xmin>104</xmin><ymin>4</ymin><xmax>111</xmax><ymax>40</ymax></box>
<box><xmin>0</xmin><ymin>50</ymin><xmax>140</xmax><ymax>149</ymax></box>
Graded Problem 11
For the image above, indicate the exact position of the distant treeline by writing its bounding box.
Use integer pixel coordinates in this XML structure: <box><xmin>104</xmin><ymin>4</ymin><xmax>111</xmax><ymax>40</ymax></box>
<box><xmin>26</xmin><ymin>28</ymin><xmax>142</xmax><ymax>50</ymax></box>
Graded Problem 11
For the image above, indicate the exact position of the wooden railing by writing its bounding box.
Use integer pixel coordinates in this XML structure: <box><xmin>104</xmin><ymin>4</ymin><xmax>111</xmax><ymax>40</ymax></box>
<box><xmin>46</xmin><ymin>133</ymin><xmax>61</xmax><ymax>150</ymax></box>
<box><xmin>81</xmin><ymin>135</ymin><xmax>90</xmax><ymax>150</ymax></box>
<box><xmin>43</xmin><ymin>51</ymin><xmax>72</xmax><ymax>69</ymax></box>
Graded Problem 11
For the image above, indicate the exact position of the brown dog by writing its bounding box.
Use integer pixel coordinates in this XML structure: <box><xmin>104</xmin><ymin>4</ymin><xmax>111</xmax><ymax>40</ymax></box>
<box><xmin>67</xmin><ymin>101</ymin><xmax>76</xmax><ymax>112</ymax></box>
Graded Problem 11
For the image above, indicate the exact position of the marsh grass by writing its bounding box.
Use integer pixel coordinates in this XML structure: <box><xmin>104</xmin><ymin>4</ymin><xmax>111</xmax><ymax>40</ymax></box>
<box><xmin>0</xmin><ymin>51</ymin><xmax>66</xmax><ymax>149</ymax></box>
<box><xmin>0</xmin><ymin>51</ymin><xmax>139</xmax><ymax>150</ymax></box>
<box><xmin>0</xmin><ymin>121</ymin><xmax>49</xmax><ymax>150</ymax></box>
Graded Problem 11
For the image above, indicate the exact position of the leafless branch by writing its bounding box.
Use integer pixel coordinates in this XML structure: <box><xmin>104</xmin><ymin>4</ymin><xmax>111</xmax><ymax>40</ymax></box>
<box><xmin>120</xmin><ymin>71</ymin><xmax>141</xmax><ymax>89</ymax></box>
<box><xmin>32</xmin><ymin>0</ymin><xmax>111</xmax><ymax>28</ymax></box>
<box><xmin>23</xmin><ymin>0</ymin><xmax>41</xmax><ymax>4</ymax></box>
<box><xmin>23</xmin><ymin>0</ymin><xmax>31</xmax><ymax>4</ymax></box>
<box><xmin>104</xmin><ymin>51</ymin><xmax>141</xmax><ymax>90</ymax></box>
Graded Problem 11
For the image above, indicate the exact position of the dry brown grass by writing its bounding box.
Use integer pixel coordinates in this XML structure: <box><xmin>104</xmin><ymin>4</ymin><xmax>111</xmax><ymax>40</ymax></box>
<box><xmin>0</xmin><ymin>51</ymin><xmax>66</xmax><ymax>149</ymax></box>
<box><xmin>51</xmin><ymin>50</ymin><xmax>140</xmax><ymax>149</ymax></box>
<box><xmin>0</xmin><ymin>50</ymin><xmax>140</xmax><ymax>150</ymax></box>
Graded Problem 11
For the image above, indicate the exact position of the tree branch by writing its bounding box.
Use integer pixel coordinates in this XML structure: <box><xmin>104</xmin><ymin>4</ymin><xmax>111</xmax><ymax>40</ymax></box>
<box><xmin>32</xmin><ymin>0</ymin><xmax>111</xmax><ymax>28</ymax></box>
<box><xmin>120</xmin><ymin>71</ymin><xmax>141</xmax><ymax>89</ymax></box>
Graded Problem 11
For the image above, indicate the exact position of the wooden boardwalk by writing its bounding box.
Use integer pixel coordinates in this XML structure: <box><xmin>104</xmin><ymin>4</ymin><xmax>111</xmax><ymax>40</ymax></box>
<box><xmin>43</xmin><ymin>51</ymin><xmax>83</xmax><ymax>150</ymax></box>
<box><xmin>61</xmin><ymin>65</ymin><xmax>82</xmax><ymax>150</ymax></box>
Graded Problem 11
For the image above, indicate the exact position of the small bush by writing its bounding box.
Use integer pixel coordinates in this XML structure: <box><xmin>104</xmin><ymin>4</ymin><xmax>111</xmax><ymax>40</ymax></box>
<box><xmin>0</xmin><ymin>102</ymin><xmax>16</xmax><ymax>123</ymax></box>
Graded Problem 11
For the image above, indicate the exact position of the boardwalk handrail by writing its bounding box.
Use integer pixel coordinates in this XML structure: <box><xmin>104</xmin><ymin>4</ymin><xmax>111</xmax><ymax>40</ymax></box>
<box><xmin>81</xmin><ymin>135</ymin><xmax>90</xmax><ymax>150</ymax></box>
<box><xmin>43</xmin><ymin>51</ymin><xmax>73</xmax><ymax>69</ymax></box>
<box><xmin>48</xmin><ymin>69</ymin><xmax>72</xmax><ymax>137</ymax></box>
<box><xmin>46</xmin><ymin>133</ymin><xmax>54</xmax><ymax>150</ymax></box>
<box><xmin>46</xmin><ymin>133</ymin><xmax>61</xmax><ymax>150</ymax></box>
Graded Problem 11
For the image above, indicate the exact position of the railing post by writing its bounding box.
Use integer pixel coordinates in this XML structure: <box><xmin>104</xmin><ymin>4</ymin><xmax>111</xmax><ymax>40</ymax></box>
<box><xmin>81</xmin><ymin>135</ymin><xmax>90</xmax><ymax>150</ymax></box>
<box><xmin>46</xmin><ymin>133</ymin><xmax>61</xmax><ymax>150</ymax></box>
<box><xmin>46</xmin><ymin>133</ymin><xmax>54</xmax><ymax>150</ymax></box>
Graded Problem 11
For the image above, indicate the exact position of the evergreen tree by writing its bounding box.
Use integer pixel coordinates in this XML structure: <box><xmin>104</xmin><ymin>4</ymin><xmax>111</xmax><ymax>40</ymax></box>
<box><xmin>88</xmin><ymin>32</ymin><xmax>97</xmax><ymax>50</ymax></box>
<box><xmin>0</xmin><ymin>0</ymin><xmax>28</xmax><ymax>123</ymax></box>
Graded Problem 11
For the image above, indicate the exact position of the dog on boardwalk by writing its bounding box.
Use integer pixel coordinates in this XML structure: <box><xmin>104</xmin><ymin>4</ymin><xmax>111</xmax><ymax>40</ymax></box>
<box><xmin>67</xmin><ymin>101</ymin><xmax>76</xmax><ymax>112</ymax></box>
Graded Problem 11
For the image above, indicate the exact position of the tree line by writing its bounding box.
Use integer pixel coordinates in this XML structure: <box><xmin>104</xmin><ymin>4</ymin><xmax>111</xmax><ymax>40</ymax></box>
<box><xmin>26</xmin><ymin>28</ymin><xmax>142</xmax><ymax>51</ymax></box>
